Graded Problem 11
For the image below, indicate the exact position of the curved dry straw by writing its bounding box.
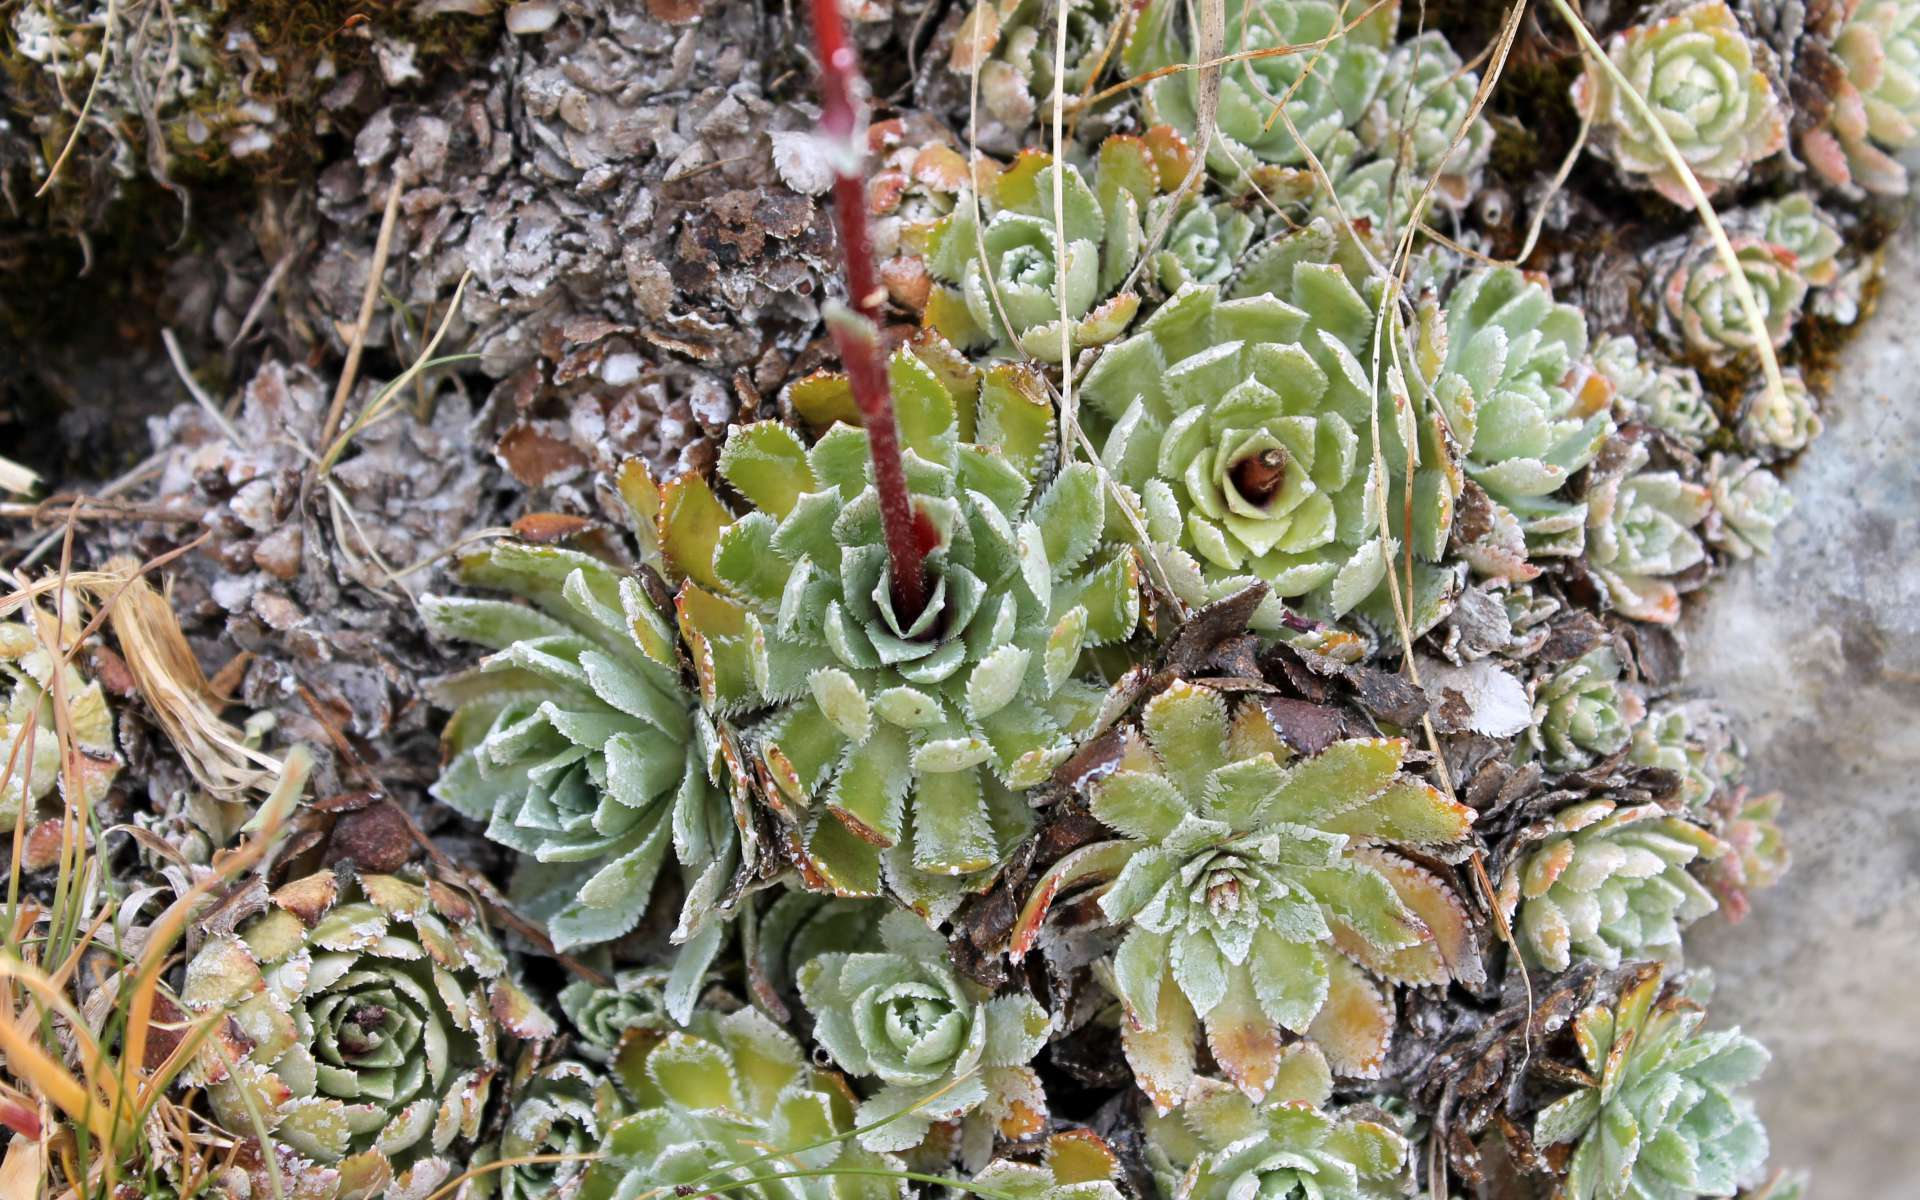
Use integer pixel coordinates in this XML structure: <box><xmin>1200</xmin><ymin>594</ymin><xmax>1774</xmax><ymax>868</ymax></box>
<box><xmin>33</xmin><ymin>0</ymin><xmax>121</xmax><ymax>198</ymax></box>
<box><xmin>1548</xmin><ymin>0</ymin><xmax>1791</xmax><ymax>423</ymax></box>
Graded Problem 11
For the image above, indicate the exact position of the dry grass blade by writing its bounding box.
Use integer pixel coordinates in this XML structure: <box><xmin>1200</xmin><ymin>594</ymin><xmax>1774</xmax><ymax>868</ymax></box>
<box><xmin>1352</xmin><ymin>0</ymin><xmax>1524</xmax><ymax>722</ymax></box>
<box><xmin>1196</xmin><ymin>2</ymin><xmax>1393</xmax><ymax>258</ymax></box>
<box><xmin>315</xmin><ymin>270</ymin><xmax>476</xmax><ymax>477</ymax></box>
<box><xmin>1392</xmin><ymin>6</ymin><xmax>1520</xmax><ymax>255</ymax></box>
<box><xmin>958</xmin><ymin>6</ymin><xmax>1188</xmax><ymax>613</ymax></box>
<box><xmin>1515</xmin><ymin>90</ymin><xmax>1593</xmax><ymax>265</ymax></box>
<box><xmin>0</xmin><ymin>498</ymin><xmax>200</xmax><ymax>528</ymax></box>
<box><xmin>93</xmin><ymin>556</ymin><xmax>281</xmax><ymax>797</ymax></box>
<box><xmin>33</xmin><ymin>0</ymin><xmax>120</xmax><ymax>198</ymax></box>
<box><xmin>0</xmin><ymin>958</ymin><xmax>116</xmax><ymax>1147</ymax></box>
<box><xmin>10</xmin><ymin>451</ymin><xmax>169</xmax><ymax>573</ymax></box>
<box><xmin>0</xmin><ymin>1136</ymin><xmax>42</xmax><ymax>1196</ymax></box>
<box><xmin>122</xmin><ymin>749</ymin><xmax>310</xmax><ymax>1118</ymax></box>
<box><xmin>1342</xmin><ymin>21</ymin><xmax>1536</xmax><ymax>1189</ymax></box>
<box><xmin>315</xmin><ymin>175</ymin><xmax>405</xmax><ymax>464</ymax></box>
<box><xmin>160</xmin><ymin>329</ymin><xmax>246</xmax><ymax>449</ymax></box>
<box><xmin>1051</xmin><ymin>0</ymin><xmax>1077</xmax><ymax>446</ymax></box>
<box><xmin>1065</xmin><ymin>0</ymin><xmax>1136</xmax><ymax>142</ymax></box>
<box><xmin>229</xmin><ymin>247</ymin><xmax>299</xmax><ymax>352</ymax></box>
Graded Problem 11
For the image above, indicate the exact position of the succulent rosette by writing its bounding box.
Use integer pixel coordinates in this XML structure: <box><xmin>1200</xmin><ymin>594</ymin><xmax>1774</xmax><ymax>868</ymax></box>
<box><xmin>1749</xmin><ymin>192</ymin><xmax>1845</xmax><ymax>287</ymax></box>
<box><xmin>601</xmin><ymin>1003</ymin><xmax>903</xmax><ymax>1200</ymax></box>
<box><xmin>1703</xmin><ymin>453</ymin><xmax>1795</xmax><ymax>559</ymax></box>
<box><xmin>1149</xmin><ymin>193</ymin><xmax>1262</xmax><ymax>293</ymax></box>
<box><xmin>949</xmin><ymin>0</ymin><xmax>1126</xmax><ymax>142</ymax></box>
<box><xmin>421</xmin><ymin>538</ymin><xmax>745</xmax><ymax>987</ymax></box>
<box><xmin>1432</xmin><ymin>268</ymin><xmax>1612</xmax><ymax>557</ymax></box>
<box><xmin>1637</xmin><ymin>371</ymin><xmax>1720</xmax><ymax>446</ymax></box>
<box><xmin>1736</xmin><ymin>367</ymin><xmax>1823</xmax><ymax>458</ymax></box>
<box><xmin>753</xmin><ymin>887</ymin><xmax>888</xmax><ymax>1000</ymax></box>
<box><xmin>1706</xmin><ymin>788</ymin><xmax>1792</xmax><ymax>921</ymax></box>
<box><xmin>1</xmin><ymin>605</ymin><xmax>119</xmax><ymax>825</ymax></box>
<box><xmin>644</xmin><ymin>337</ymin><xmax>1141</xmax><ymax>911</ymax></box>
<box><xmin>1533</xmin><ymin>966</ymin><xmax>1771</xmax><ymax>1199</ymax></box>
<box><xmin>1143</xmin><ymin>1066</ymin><xmax>1411</xmax><ymax>1200</ymax></box>
<box><xmin>1500</xmin><ymin>800</ymin><xmax>1726</xmax><ymax>972</ymax></box>
<box><xmin>493</xmin><ymin>1060</ymin><xmax>624</xmax><ymax>1200</ymax></box>
<box><xmin>1584</xmin><ymin>440</ymin><xmax>1713</xmax><ymax>624</ymax></box>
<box><xmin>1646</xmin><ymin>230</ymin><xmax>1810</xmax><ymax>368</ymax></box>
<box><xmin>1595</xmin><ymin>335</ymin><xmax>1719</xmax><ymax>450</ymax></box>
<box><xmin>919</xmin><ymin>139</ymin><xmax>1150</xmax><ymax>361</ymax></box>
<box><xmin>1360</xmin><ymin>31</ymin><xmax>1496</xmax><ymax>208</ymax></box>
<box><xmin>1804</xmin><ymin>0</ymin><xmax>1920</xmax><ymax>194</ymax></box>
<box><xmin>797</xmin><ymin>908</ymin><xmax>1052</xmax><ymax>1153</ymax></box>
<box><xmin>1630</xmin><ymin>703</ymin><xmax>1735</xmax><ymax>811</ymax></box>
<box><xmin>1572</xmin><ymin>1</ymin><xmax>1787</xmax><ymax>206</ymax></box>
<box><xmin>1530</xmin><ymin>646</ymin><xmax>1646</xmax><ymax>772</ymax></box>
<box><xmin>1084</xmin><ymin>219</ymin><xmax>1458</xmax><ymax>635</ymax></box>
<box><xmin>1317</xmin><ymin>158</ymin><xmax>1428</xmax><ymax>237</ymax></box>
<box><xmin>558</xmin><ymin>969</ymin><xmax>676</xmax><ymax>1060</ymax></box>
<box><xmin>182</xmin><ymin>870</ymin><xmax>554</xmax><ymax>1200</ymax></box>
<box><xmin>1125</xmin><ymin>0</ymin><xmax>1398</xmax><ymax>193</ymax></box>
<box><xmin>1016</xmin><ymin>680</ymin><xmax>1480</xmax><ymax>1107</ymax></box>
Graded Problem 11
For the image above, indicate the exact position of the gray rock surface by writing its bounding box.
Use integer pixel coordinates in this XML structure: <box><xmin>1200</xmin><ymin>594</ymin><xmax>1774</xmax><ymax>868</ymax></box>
<box><xmin>1684</xmin><ymin>217</ymin><xmax>1920</xmax><ymax>1196</ymax></box>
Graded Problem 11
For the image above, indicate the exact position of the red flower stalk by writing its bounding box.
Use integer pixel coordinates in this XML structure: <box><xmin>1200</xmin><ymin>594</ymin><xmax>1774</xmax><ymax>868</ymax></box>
<box><xmin>809</xmin><ymin>0</ymin><xmax>933</xmax><ymax>621</ymax></box>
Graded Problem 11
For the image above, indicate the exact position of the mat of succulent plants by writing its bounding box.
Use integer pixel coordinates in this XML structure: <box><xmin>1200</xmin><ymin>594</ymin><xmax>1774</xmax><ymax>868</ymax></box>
<box><xmin>1</xmin><ymin>0</ymin><xmax>1908</xmax><ymax>1193</ymax></box>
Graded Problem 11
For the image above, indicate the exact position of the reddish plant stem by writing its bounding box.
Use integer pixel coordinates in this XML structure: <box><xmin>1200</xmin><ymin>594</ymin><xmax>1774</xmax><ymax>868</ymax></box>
<box><xmin>810</xmin><ymin>0</ymin><xmax>930</xmax><ymax>620</ymax></box>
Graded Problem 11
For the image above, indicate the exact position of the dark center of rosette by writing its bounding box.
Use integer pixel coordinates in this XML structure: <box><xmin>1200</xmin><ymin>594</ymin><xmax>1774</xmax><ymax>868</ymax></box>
<box><xmin>306</xmin><ymin>968</ymin><xmax>440</xmax><ymax>1108</ymax></box>
<box><xmin>1231</xmin><ymin>448</ymin><xmax>1289</xmax><ymax>505</ymax></box>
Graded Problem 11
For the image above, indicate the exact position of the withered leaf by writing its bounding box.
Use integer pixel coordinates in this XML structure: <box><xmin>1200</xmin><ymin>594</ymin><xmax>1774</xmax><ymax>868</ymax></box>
<box><xmin>496</xmin><ymin>421</ymin><xmax>590</xmax><ymax>488</ymax></box>
<box><xmin>1258</xmin><ymin>696</ymin><xmax>1347</xmax><ymax>755</ymax></box>
<box><xmin>1536</xmin><ymin>611</ymin><xmax>1608</xmax><ymax>665</ymax></box>
<box><xmin>510</xmin><ymin>512</ymin><xmax>598</xmax><ymax>543</ymax></box>
<box><xmin>271</xmin><ymin>871</ymin><xmax>338</xmax><ymax>926</ymax></box>
<box><xmin>1161</xmin><ymin>581</ymin><xmax>1268</xmax><ymax>675</ymax></box>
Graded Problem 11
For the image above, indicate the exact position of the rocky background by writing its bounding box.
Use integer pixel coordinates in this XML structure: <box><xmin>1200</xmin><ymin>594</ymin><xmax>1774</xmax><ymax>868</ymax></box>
<box><xmin>1688</xmin><ymin>215</ymin><xmax>1920</xmax><ymax>1195</ymax></box>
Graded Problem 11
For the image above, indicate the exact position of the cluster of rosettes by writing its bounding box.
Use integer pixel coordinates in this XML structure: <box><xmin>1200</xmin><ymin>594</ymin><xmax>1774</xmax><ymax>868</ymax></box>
<box><xmin>1121</xmin><ymin>0</ymin><xmax>1492</xmax><ymax>231</ymax></box>
<box><xmin>357</xmin><ymin>4</ymin><xmax>1854</xmax><ymax>1198</ymax></box>
<box><xmin>1562</xmin><ymin>0</ymin><xmax>1866</xmax><ymax>474</ymax></box>
<box><xmin>399</xmin><ymin>201</ymin><xmax>1802</xmax><ymax>1200</ymax></box>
